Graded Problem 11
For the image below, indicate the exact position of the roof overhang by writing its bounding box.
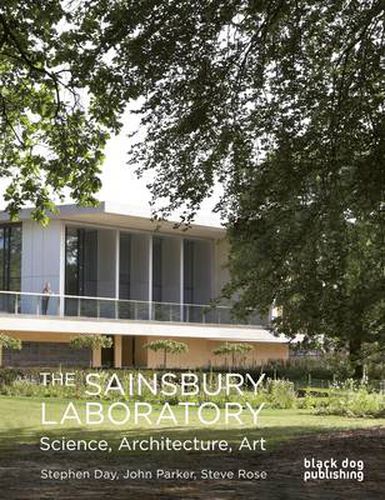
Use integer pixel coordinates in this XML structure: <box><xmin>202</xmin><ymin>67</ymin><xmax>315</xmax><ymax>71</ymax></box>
<box><xmin>0</xmin><ymin>315</ymin><xmax>288</xmax><ymax>344</ymax></box>
<box><xmin>1</xmin><ymin>201</ymin><xmax>226</xmax><ymax>239</ymax></box>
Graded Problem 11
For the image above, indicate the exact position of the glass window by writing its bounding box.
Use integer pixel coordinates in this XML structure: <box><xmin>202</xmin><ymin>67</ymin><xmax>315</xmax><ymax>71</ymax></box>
<box><xmin>0</xmin><ymin>224</ymin><xmax>22</xmax><ymax>291</ymax></box>
<box><xmin>183</xmin><ymin>238</ymin><xmax>213</xmax><ymax>306</ymax></box>
<box><xmin>0</xmin><ymin>228</ymin><xmax>4</xmax><ymax>289</ymax></box>
<box><xmin>65</xmin><ymin>227</ymin><xmax>79</xmax><ymax>295</ymax></box>
<box><xmin>153</xmin><ymin>237</ymin><xmax>163</xmax><ymax>302</ymax></box>
<box><xmin>82</xmin><ymin>229</ymin><xmax>98</xmax><ymax>296</ymax></box>
<box><xmin>65</xmin><ymin>226</ymin><xmax>98</xmax><ymax>317</ymax></box>
<box><xmin>8</xmin><ymin>225</ymin><xmax>21</xmax><ymax>291</ymax></box>
<box><xmin>119</xmin><ymin>233</ymin><xmax>131</xmax><ymax>299</ymax></box>
<box><xmin>65</xmin><ymin>227</ymin><xmax>97</xmax><ymax>296</ymax></box>
<box><xmin>183</xmin><ymin>239</ymin><xmax>194</xmax><ymax>304</ymax></box>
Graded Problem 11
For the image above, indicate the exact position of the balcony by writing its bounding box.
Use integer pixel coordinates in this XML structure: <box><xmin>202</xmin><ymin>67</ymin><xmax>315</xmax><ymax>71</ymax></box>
<box><xmin>0</xmin><ymin>290</ymin><xmax>266</xmax><ymax>327</ymax></box>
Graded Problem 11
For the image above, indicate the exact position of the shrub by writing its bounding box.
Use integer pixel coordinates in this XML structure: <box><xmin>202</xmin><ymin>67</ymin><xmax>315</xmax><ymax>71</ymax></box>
<box><xmin>264</xmin><ymin>379</ymin><xmax>297</xmax><ymax>409</ymax></box>
<box><xmin>0</xmin><ymin>367</ymin><xmax>383</xmax><ymax>418</ymax></box>
<box><xmin>316</xmin><ymin>382</ymin><xmax>385</xmax><ymax>418</ymax></box>
<box><xmin>0</xmin><ymin>368</ymin><xmax>24</xmax><ymax>386</ymax></box>
<box><xmin>260</xmin><ymin>356</ymin><xmax>354</xmax><ymax>383</ymax></box>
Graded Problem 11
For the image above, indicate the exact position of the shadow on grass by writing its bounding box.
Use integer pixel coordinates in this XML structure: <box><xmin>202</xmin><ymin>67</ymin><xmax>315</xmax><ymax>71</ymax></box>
<box><xmin>0</xmin><ymin>421</ymin><xmax>360</xmax><ymax>463</ymax></box>
<box><xmin>0</xmin><ymin>424</ymin><xmax>384</xmax><ymax>499</ymax></box>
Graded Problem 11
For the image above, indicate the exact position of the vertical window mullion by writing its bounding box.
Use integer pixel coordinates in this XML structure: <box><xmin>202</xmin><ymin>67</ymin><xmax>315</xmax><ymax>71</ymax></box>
<box><xmin>5</xmin><ymin>227</ymin><xmax>10</xmax><ymax>290</ymax></box>
<box><xmin>1</xmin><ymin>227</ymin><xmax>4</xmax><ymax>290</ymax></box>
<box><xmin>78</xmin><ymin>229</ymin><xmax>84</xmax><ymax>296</ymax></box>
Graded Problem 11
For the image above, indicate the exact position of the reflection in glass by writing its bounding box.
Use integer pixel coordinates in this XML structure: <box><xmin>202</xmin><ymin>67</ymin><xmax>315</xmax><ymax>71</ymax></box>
<box><xmin>65</xmin><ymin>227</ymin><xmax>97</xmax><ymax>316</ymax></box>
<box><xmin>119</xmin><ymin>232</ymin><xmax>131</xmax><ymax>300</ymax></box>
<box><xmin>0</xmin><ymin>224</ymin><xmax>21</xmax><ymax>313</ymax></box>
<box><xmin>153</xmin><ymin>237</ymin><xmax>163</xmax><ymax>303</ymax></box>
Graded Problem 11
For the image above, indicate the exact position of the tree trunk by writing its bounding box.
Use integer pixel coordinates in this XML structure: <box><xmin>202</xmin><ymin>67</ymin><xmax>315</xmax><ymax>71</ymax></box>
<box><xmin>163</xmin><ymin>349</ymin><xmax>167</xmax><ymax>369</ymax></box>
<box><xmin>349</xmin><ymin>337</ymin><xmax>363</xmax><ymax>379</ymax></box>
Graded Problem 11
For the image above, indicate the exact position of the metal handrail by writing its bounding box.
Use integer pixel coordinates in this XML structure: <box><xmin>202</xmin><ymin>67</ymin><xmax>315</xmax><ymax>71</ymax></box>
<box><xmin>0</xmin><ymin>289</ymin><xmax>232</xmax><ymax>311</ymax></box>
<box><xmin>0</xmin><ymin>289</ymin><xmax>265</xmax><ymax>326</ymax></box>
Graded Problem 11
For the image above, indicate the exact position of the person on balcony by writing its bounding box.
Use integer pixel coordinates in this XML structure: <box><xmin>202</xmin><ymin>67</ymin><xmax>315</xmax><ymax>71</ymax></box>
<box><xmin>41</xmin><ymin>282</ymin><xmax>52</xmax><ymax>315</ymax></box>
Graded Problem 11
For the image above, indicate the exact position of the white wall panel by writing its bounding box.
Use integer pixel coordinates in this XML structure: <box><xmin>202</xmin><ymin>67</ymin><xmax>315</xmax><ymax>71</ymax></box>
<box><xmin>21</xmin><ymin>220</ymin><xmax>64</xmax><ymax>295</ymax></box>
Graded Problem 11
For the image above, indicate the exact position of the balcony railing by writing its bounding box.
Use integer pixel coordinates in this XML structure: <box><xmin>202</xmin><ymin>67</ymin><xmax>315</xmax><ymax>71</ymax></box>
<box><xmin>0</xmin><ymin>290</ymin><xmax>266</xmax><ymax>327</ymax></box>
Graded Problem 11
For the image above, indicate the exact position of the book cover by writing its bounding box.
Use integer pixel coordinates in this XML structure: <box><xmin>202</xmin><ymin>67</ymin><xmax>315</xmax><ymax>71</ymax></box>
<box><xmin>0</xmin><ymin>2</ymin><xmax>384</xmax><ymax>499</ymax></box>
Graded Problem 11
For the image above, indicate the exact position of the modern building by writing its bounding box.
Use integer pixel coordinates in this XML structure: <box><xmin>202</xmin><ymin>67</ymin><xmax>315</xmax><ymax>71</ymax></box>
<box><xmin>0</xmin><ymin>202</ymin><xmax>288</xmax><ymax>368</ymax></box>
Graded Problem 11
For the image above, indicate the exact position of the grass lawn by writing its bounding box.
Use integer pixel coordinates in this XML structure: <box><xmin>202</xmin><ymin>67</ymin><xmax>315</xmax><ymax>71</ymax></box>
<box><xmin>0</xmin><ymin>396</ymin><xmax>384</xmax><ymax>498</ymax></box>
<box><xmin>0</xmin><ymin>395</ymin><xmax>384</xmax><ymax>454</ymax></box>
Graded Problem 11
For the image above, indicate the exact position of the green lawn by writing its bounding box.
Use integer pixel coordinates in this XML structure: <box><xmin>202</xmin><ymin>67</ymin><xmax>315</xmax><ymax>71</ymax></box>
<box><xmin>0</xmin><ymin>395</ymin><xmax>384</xmax><ymax>455</ymax></box>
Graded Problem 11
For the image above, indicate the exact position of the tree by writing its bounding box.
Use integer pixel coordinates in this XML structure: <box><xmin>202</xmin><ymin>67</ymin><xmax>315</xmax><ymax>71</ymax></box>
<box><xmin>70</xmin><ymin>334</ymin><xmax>113</xmax><ymax>351</ymax></box>
<box><xmin>213</xmin><ymin>342</ymin><xmax>253</xmax><ymax>368</ymax></box>
<box><xmin>2</xmin><ymin>2</ymin><xmax>384</xmax><ymax>374</ymax></box>
<box><xmin>144</xmin><ymin>339</ymin><xmax>188</xmax><ymax>368</ymax></box>
<box><xmin>70</xmin><ymin>334</ymin><xmax>113</xmax><ymax>367</ymax></box>
<box><xmin>0</xmin><ymin>333</ymin><xmax>22</xmax><ymax>350</ymax></box>
<box><xmin>0</xmin><ymin>1</ymin><xmax>112</xmax><ymax>223</ymax></box>
<box><xmin>0</xmin><ymin>332</ymin><xmax>22</xmax><ymax>366</ymax></box>
<box><xmin>66</xmin><ymin>0</ymin><xmax>383</xmax><ymax>376</ymax></box>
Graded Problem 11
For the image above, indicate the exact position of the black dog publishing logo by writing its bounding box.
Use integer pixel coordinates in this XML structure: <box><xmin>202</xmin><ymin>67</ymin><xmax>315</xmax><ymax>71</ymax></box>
<box><xmin>303</xmin><ymin>457</ymin><xmax>364</xmax><ymax>482</ymax></box>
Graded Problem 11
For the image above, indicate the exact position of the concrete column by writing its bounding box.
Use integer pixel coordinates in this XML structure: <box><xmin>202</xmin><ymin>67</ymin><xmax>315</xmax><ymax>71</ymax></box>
<box><xmin>115</xmin><ymin>229</ymin><xmax>120</xmax><ymax>320</ymax></box>
<box><xmin>179</xmin><ymin>238</ymin><xmax>184</xmax><ymax>321</ymax></box>
<box><xmin>114</xmin><ymin>335</ymin><xmax>122</xmax><ymax>368</ymax></box>
<box><xmin>59</xmin><ymin>222</ymin><xmax>65</xmax><ymax>316</ymax></box>
<box><xmin>92</xmin><ymin>347</ymin><xmax>102</xmax><ymax>368</ymax></box>
<box><xmin>115</xmin><ymin>229</ymin><xmax>120</xmax><ymax>299</ymax></box>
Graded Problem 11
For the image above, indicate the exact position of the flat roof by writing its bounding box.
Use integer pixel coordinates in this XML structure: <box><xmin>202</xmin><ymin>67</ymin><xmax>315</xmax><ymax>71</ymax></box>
<box><xmin>1</xmin><ymin>201</ymin><xmax>226</xmax><ymax>239</ymax></box>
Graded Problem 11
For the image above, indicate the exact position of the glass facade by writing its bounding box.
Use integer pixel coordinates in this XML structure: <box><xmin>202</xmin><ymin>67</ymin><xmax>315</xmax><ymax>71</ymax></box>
<box><xmin>119</xmin><ymin>232</ymin><xmax>131</xmax><ymax>300</ymax></box>
<box><xmin>63</xmin><ymin>225</ymin><xmax>213</xmax><ymax>321</ymax></box>
<box><xmin>183</xmin><ymin>238</ymin><xmax>212</xmax><ymax>305</ymax></box>
<box><xmin>65</xmin><ymin>227</ymin><xmax>98</xmax><ymax>316</ymax></box>
<box><xmin>65</xmin><ymin>227</ymin><xmax>98</xmax><ymax>297</ymax></box>
<box><xmin>183</xmin><ymin>238</ymin><xmax>214</xmax><ymax>322</ymax></box>
<box><xmin>118</xmin><ymin>232</ymin><xmax>150</xmax><ymax>319</ymax></box>
<box><xmin>0</xmin><ymin>224</ymin><xmax>22</xmax><ymax>291</ymax></box>
<box><xmin>0</xmin><ymin>221</ymin><xmax>263</xmax><ymax>327</ymax></box>
<box><xmin>152</xmin><ymin>236</ymin><xmax>163</xmax><ymax>302</ymax></box>
<box><xmin>183</xmin><ymin>239</ymin><xmax>194</xmax><ymax>304</ymax></box>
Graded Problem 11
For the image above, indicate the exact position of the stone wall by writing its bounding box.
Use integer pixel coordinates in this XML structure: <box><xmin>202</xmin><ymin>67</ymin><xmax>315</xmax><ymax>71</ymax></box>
<box><xmin>3</xmin><ymin>342</ymin><xmax>91</xmax><ymax>367</ymax></box>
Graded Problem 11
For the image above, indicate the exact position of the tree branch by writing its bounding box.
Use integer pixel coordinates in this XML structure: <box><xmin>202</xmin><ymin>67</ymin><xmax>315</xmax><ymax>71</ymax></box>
<box><xmin>0</xmin><ymin>13</ymin><xmax>62</xmax><ymax>117</ymax></box>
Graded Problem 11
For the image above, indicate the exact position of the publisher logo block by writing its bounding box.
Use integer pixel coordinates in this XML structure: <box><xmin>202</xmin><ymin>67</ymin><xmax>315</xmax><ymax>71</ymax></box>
<box><xmin>303</xmin><ymin>457</ymin><xmax>364</xmax><ymax>482</ymax></box>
